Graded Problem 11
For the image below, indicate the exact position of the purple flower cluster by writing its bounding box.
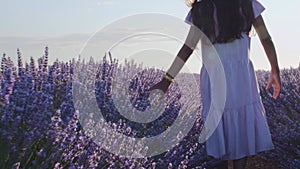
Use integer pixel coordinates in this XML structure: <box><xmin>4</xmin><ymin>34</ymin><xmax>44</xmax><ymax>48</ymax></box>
<box><xmin>0</xmin><ymin>48</ymin><xmax>299</xmax><ymax>168</ymax></box>
<box><xmin>256</xmin><ymin>68</ymin><xmax>300</xmax><ymax>168</ymax></box>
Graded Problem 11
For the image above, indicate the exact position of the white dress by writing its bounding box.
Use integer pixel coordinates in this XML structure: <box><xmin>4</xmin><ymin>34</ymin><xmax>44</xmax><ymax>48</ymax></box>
<box><xmin>185</xmin><ymin>0</ymin><xmax>274</xmax><ymax>160</ymax></box>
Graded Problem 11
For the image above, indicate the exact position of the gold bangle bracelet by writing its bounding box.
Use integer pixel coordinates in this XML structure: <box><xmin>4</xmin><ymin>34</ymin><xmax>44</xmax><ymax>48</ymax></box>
<box><xmin>163</xmin><ymin>74</ymin><xmax>174</xmax><ymax>83</ymax></box>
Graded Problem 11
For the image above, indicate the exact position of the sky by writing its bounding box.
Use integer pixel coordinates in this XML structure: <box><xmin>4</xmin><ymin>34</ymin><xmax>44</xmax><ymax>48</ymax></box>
<box><xmin>0</xmin><ymin>0</ymin><xmax>299</xmax><ymax>73</ymax></box>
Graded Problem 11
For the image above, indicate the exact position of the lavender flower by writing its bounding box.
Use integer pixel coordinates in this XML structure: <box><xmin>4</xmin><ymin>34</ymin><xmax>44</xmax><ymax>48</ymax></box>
<box><xmin>0</xmin><ymin>47</ymin><xmax>299</xmax><ymax>168</ymax></box>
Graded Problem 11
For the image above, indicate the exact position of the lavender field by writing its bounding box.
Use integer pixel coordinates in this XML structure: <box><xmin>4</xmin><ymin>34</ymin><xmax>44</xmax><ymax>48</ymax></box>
<box><xmin>0</xmin><ymin>48</ymin><xmax>299</xmax><ymax>169</ymax></box>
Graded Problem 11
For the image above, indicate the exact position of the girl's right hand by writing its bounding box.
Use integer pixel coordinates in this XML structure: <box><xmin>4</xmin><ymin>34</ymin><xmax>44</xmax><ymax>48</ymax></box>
<box><xmin>266</xmin><ymin>71</ymin><xmax>281</xmax><ymax>100</ymax></box>
<box><xmin>149</xmin><ymin>78</ymin><xmax>172</xmax><ymax>94</ymax></box>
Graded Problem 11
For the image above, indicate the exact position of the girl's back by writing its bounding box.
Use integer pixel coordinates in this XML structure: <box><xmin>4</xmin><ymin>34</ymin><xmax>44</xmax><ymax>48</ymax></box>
<box><xmin>186</xmin><ymin>0</ymin><xmax>276</xmax><ymax>162</ymax></box>
<box><xmin>151</xmin><ymin>0</ymin><xmax>281</xmax><ymax>167</ymax></box>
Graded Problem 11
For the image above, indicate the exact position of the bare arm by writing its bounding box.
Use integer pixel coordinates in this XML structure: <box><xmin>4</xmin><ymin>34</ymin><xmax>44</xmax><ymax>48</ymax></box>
<box><xmin>253</xmin><ymin>15</ymin><xmax>281</xmax><ymax>99</ymax></box>
<box><xmin>167</xmin><ymin>25</ymin><xmax>201</xmax><ymax>78</ymax></box>
<box><xmin>177</xmin><ymin>44</ymin><xmax>193</xmax><ymax>62</ymax></box>
<box><xmin>150</xmin><ymin>26</ymin><xmax>200</xmax><ymax>93</ymax></box>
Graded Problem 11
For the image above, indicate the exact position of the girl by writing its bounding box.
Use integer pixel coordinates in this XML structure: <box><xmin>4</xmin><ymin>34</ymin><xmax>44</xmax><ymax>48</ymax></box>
<box><xmin>150</xmin><ymin>0</ymin><xmax>281</xmax><ymax>168</ymax></box>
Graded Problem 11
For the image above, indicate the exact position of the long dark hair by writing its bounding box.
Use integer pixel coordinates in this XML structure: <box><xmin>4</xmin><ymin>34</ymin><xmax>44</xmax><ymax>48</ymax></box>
<box><xmin>191</xmin><ymin>0</ymin><xmax>254</xmax><ymax>44</ymax></box>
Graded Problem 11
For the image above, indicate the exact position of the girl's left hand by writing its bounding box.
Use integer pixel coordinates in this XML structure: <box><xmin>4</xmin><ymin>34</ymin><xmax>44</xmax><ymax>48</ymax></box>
<box><xmin>266</xmin><ymin>71</ymin><xmax>281</xmax><ymax>100</ymax></box>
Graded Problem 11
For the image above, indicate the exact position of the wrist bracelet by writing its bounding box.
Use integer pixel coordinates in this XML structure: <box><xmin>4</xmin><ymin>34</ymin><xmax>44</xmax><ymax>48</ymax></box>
<box><xmin>166</xmin><ymin>72</ymin><xmax>174</xmax><ymax>79</ymax></box>
<box><xmin>163</xmin><ymin>74</ymin><xmax>174</xmax><ymax>83</ymax></box>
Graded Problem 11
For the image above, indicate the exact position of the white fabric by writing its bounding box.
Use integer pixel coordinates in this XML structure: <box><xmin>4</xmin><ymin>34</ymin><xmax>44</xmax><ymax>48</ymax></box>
<box><xmin>252</xmin><ymin>0</ymin><xmax>265</xmax><ymax>18</ymax></box>
<box><xmin>201</xmin><ymin>35</ymin><xmax>274</xmax><ymax>160</ymax></box>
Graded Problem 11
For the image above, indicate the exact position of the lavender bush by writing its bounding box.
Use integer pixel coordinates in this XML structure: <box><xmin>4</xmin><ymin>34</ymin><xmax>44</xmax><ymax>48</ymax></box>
<box><xmin>0</xmin><ymin>48</ymin><xmax>299</xmax><ymax>168</ymax></box>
